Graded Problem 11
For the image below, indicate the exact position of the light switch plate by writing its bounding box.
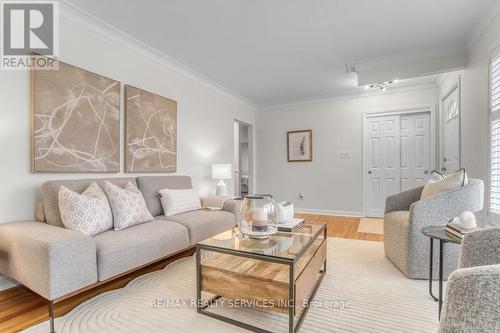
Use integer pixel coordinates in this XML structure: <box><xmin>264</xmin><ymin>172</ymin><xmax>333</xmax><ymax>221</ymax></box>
<box><xmin>340</xmin><ymin>151</ymin><xmax>352</xmax><ymax>159</ymax></box>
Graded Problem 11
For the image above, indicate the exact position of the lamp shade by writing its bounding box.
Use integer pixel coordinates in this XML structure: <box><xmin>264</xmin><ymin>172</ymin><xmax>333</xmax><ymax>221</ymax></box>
<box><xmin>212</xmin><ymin>164</ymin><xmax>232</xmax><ymax>180</ymax></box>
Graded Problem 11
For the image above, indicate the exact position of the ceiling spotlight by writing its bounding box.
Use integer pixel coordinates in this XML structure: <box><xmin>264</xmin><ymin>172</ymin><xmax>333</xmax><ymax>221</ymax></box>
<box><xmin>365</xmin><ymin>80</ymin><xmax>396</xmax><ymax>91</ymax></box>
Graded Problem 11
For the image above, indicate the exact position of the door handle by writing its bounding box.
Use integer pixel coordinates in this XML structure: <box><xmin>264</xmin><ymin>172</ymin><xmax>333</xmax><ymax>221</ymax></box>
<box><xmin>441</xmin><ymin>167</ymin><xmax>447</xmax><ymax>172</ymax></box>
<box><xmin>424</xmin><ymin>170</ymin><xmax>429</xmax><ymax>175</ymax></box>
<box><xmin>368</xmin><ymin>170</ymin><xmax>372</xmax><ymax>174</ymax></box>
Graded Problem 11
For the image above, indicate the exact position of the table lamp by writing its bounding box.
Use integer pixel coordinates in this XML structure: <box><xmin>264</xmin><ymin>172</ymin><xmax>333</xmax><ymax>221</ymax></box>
<box><xmin>212</xmin><ymin>164</ymin><xmax>232</xmax><ymax>196</ymax></box>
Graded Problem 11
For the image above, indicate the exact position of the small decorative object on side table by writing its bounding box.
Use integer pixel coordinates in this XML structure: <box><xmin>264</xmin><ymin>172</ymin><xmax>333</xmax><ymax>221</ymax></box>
<box><xmin>421</xmin><ymin>226</ymin><xmax>462</xmax><ymax>318</ymax></box>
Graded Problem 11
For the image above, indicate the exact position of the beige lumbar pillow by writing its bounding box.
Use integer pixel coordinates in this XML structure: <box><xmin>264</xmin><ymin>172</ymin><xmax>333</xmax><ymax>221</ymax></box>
<box><xmin>59</xmin><ymin>182</ymin><xmax>113</xmax><ymax>236</ymax></box>
<box><xmin>105</xmin><ymin>181</ymin><xmax>154</xmax><ymax>231</ymax></box>
<box><xmin>420</xmin><ymin>168</ymin><xmax>468</xmax><ymax>200</ymax></box>
<box><xmin>159</xmin><ymin>188</ymin><xmax>201</xmax><ymax>216</ymax></box>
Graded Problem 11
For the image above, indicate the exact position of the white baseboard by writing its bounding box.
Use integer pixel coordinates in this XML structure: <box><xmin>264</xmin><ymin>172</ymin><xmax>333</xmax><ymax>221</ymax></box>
<box><xmin>295</xmin><ymin>208</ymin><xmax>363</xmax><ymax>217</ymax></box>
<box><xmin>0</xmin><ymin>275</ymin><xmax>18</xmax><ymax>291</ymax></box>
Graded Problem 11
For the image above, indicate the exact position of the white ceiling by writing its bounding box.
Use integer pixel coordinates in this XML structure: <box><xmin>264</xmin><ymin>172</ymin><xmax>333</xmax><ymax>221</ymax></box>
<box><xmin>65</xmin><ymin>0</ymin><xmax>497</xmax><ymax>107</ymax></box>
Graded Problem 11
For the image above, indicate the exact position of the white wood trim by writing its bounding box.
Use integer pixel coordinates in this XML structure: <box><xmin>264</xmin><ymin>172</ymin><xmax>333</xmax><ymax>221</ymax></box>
<box><xmin>295</xmin><ymin>209</ymin><xmax>362</xmax><ymax>217</ymax></box>
<box><xmin>233</xmin><ymin>119</ymin><xmax>255</xmax><ymax>196</ymax></box>
<box><xmin>362</xmin><ymin>105</ymin><xmax>436</xmax><ymax>217</ymax></box>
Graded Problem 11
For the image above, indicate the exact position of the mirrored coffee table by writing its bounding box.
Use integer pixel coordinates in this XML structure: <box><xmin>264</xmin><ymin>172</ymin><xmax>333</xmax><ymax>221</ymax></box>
<box><xmin>196</xmin><ymin>222</ymin><xmax>327</xmax><ymax>333</ymax></box>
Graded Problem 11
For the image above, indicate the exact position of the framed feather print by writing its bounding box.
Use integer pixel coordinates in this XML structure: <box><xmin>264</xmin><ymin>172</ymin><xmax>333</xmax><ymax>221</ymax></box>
<box><xmin>287</xmin><ymin>130</ymin><xmax>312</xmax><ymax>162</ymax></box>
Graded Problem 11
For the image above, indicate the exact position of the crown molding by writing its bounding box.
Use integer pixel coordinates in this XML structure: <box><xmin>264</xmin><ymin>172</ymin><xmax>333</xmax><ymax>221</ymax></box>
<box><xmin>466</xmin><ymin>1</ymin><xmax>500</xmax><ymax>51</ymax></box>
<box><xmin>257</xmin><ymin>80</ymin><xmax>438</xmax><ymax>111</ymax></box>
<box><xmin>59</xmin><ymin>1</ymin><xmax>256</xmax><ymax>109</ymax></box>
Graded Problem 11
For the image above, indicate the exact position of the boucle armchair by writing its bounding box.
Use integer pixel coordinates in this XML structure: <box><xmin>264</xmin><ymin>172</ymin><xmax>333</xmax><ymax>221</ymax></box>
<box><xmin>438</xmin><ymin>227</ymin><xmax>500</xmax><ymax>332</ymax></box>
<box><xmin>384</xmin><ymin>179</ymin><xmax>484</xmax><ymax>279</ymax></box>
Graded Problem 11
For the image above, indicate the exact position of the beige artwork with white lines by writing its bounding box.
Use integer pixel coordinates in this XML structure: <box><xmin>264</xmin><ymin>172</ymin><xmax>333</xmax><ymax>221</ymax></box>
<box><xmin>125</xmin><ymin>85</ymin><xmax>177</xmax><ymax>173</ymax></box>
<box><xmin>32</xmin><ymin>60</ymin><xmax>120</xmax><ymax>173</ymax></box>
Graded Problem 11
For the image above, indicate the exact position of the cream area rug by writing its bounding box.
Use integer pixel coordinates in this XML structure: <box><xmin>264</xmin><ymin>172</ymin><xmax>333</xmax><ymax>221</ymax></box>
<box><xmin>24</xmin><ymin>238</ymin><xmax>438</xmax><ymax>333</ymax></box>
<box><xmin>357</xmin><ymin>218</ymin><xmax>384</xmax><ymax>235</ymax></box>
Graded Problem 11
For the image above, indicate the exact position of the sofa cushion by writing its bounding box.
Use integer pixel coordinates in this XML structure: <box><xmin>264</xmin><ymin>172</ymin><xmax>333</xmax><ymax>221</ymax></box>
<box><xmin>136</xmin><ymin>176</ymin><xmax>193</xmax><ymax>217</ymax></box>
<box><xmin>42</xmin><ymin>177</ymin><xmax>137</xmax><ymax>227</ymax></box>
<box><xmin>93</xmin><ymin>219</ymin><xmax>189</xmax><ymax>281</ymax></box>
<box><xmin>157</xmin><ymin>210</ymin><xmax>236</xmax><ymax>244</ymax></box>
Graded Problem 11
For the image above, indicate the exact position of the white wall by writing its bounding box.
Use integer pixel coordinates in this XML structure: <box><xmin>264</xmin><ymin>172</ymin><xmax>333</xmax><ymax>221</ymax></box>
<box><xmin>256</xmin><ymin>87</ymin><xmax>438</xmax><ymax>215</ymax></box>
<box><xmin>0</xmin><ymin>11</ymin><xmax>255</xmax><ymax>224</ymax></box>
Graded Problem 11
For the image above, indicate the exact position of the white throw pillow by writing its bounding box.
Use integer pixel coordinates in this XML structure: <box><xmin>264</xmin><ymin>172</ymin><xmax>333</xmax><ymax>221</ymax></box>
<box><xmin>159</xmin><ymin>188</ymin><xmax>201</xmax><ymax>216</ymax></box>
<box><xmin>421</xmin><ymin>168</ymin><xmax>468</xmax><ymax>199</ymax></box>
<box><xmin>59</xmin><ymin>182</ymin><xmax>113</xmax><ymax>236</ymax></box>
<box><xmin>104</xmin><ymin>181</ymin><xmax>154</xmax><ymax>231</ymax></box>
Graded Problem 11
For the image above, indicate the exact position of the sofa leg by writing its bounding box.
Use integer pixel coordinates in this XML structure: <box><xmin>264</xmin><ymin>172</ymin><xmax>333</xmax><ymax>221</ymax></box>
<box><xmin>49</xmin><ymin>300</ymin><xmax>55</xmax><ymax>333</ymax></box>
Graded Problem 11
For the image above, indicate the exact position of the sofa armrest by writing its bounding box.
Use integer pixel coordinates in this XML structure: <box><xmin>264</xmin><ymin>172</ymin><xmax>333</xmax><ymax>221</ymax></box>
<box><xmin>385</xmin><ymin>186</ymin><xmax>423</xmax><ymax>214</ymax></box>
<box><xmin>222</xmin><ymin>199</ymin><xmax>242</xmax><ymax>216</ymax></box>
<box><xmin>0</xmin><ymin>221</ymin><xmax>97</xmax><ymax>300</ymax></box>
<box><xmin>459</xmin><ymin>227</ymin><xmax>500</xmax><ymax>269</ymax></box>
<box><xmin>439</xmin><ymin>264</ymin><xmax>500</xmax><ymax>333</ymax></box>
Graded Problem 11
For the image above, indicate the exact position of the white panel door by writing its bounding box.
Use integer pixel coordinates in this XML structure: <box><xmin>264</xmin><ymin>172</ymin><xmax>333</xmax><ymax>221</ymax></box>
<box><xmin>400</xmin><ymin>113</ymin><xmax>431</xmax><ymax>191</ymax></box>
<box><xmin>441</xmin><ymin>87</ymin><xmax>460</xmax><ymax>173</ymax></box>
<box><xmin>365</xmin><ymin>115</ymin><xmax>400</xmax><ymax>218</ymax></box>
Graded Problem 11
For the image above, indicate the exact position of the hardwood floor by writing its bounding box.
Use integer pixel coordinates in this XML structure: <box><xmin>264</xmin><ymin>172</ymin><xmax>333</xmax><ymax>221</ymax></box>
<box><xmin>0</xmin><ymin>214</ymin><xmax>382</xmax><ymax>332</ymax></box>
<box><xmin>295</xmin><ymin>213</ymin><xmax>384</xmax><ymax>242</ymax></box>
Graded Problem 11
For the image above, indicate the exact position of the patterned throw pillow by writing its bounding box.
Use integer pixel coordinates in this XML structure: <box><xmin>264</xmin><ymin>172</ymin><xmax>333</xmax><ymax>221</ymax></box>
<box><xmin>59</xmin><ymin>182</ymin><xmax>113</xmax><ymax>236</ymax></box>
<box><xmin>105</xmin><ymin>181</ymin><xmax>154</xmax><ymax>231</ymax></box>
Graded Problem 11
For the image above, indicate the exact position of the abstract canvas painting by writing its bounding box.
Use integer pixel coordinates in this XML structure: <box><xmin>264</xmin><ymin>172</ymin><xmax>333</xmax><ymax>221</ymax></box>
<box><xmin>31</xmin><ymin>60</ymin><xmax>120</xmax><ymax>172</ymax></box>
<box><xmin>125</xmin><ymin>85</ymin><xmax>177</xmax><ymax>172</ymax></box>
<box><xmin>287</xmin><ymin>130</ymin><xmax>312</xmax><ymax>162</ymax></box>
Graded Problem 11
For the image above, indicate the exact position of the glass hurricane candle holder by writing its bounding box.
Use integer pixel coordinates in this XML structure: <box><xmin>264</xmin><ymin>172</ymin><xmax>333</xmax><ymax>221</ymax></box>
<box><xmin>238</xmin><ymin>195</ymin><xmax>278</xmax><ymax>239</ymax></box>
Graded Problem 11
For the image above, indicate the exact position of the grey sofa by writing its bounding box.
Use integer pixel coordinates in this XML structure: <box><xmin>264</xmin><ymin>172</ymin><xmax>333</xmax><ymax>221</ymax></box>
<box><xmin>384</xmin><ymin>179</ymin><xmax>484</xmax><ymax>279</ymax></box>
<box><xmin>438</xmin><ymin>227</ymin><xmax>500</xmax><ymax>332</ymax></box>
<box><xmin>0</xmin><ymin>175</ymin><xmax>239</xmax><ymax>306</ymax></box>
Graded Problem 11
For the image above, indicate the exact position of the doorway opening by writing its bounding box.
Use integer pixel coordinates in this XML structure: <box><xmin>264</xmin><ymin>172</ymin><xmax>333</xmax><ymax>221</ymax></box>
<box><xmin>234</xmin><ymin>120</ymin><xmax>253</xmax><ymax>198</ymax></box>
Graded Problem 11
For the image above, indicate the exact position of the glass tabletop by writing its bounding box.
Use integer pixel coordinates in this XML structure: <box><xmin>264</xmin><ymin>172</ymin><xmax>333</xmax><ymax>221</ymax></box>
<box><xmin>197</xmin><ymin>222</ymin><xmax>326</xmax><ymax>261</ymax></box>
